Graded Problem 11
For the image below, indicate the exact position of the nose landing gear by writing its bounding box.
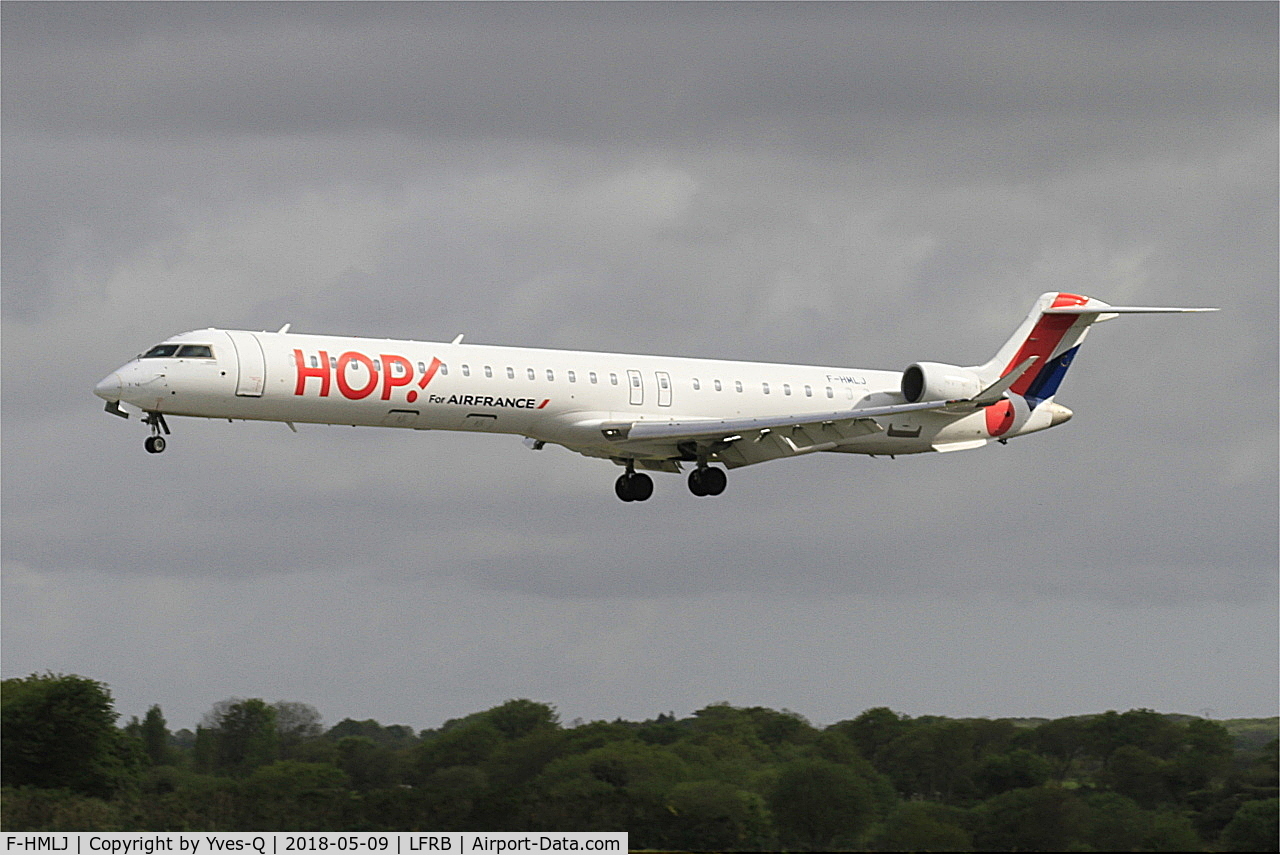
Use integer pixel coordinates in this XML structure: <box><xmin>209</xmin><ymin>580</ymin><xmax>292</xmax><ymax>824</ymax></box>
<box><xmin>142</xmin><ymin>412</ymin><xmax>170</xmax><ymax>454</ymax></box>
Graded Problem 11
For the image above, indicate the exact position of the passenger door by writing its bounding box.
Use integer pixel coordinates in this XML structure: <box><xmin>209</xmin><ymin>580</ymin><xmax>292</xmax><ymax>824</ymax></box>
<box><xmin>225</xmin><ymin>331</ymin><xmax>266</xmax><ymax>397</ymax></box>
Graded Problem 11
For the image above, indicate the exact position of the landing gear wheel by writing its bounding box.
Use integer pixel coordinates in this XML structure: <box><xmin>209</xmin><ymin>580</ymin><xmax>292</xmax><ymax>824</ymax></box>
<box><xmin>688</xmin><ymin>466</ymin><xmax>726</xmax><ymax>496</ymax></box>
<box><xmin>615</xmin><ymin>471</ymin><xmax>654</xmax><ymax>502</ymax></box>
<box><xmin>144</xmin><ymin>435</ymin><xmax>166</xmax><ymax>454</ymax></box>
<box><xmin>615</xmin><ymin>474</ymin><xmax>635</xmax><ymax>502</ymax></box>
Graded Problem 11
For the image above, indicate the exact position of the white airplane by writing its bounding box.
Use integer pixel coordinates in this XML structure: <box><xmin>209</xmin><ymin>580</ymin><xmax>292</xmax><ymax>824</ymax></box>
<box><xmin>94</xmin><ymin>292</ymin><xmax>1214</xmax><ymax>501</ymax></box>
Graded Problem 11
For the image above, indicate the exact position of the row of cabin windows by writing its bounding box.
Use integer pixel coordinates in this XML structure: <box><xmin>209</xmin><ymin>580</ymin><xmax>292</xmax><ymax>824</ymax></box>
<box><xmin>305</xmin><ymin>356</ymin><xmax>850</xmax><ymax>398</ymax></box>
<box><xmin>315</xmin><ymin>357</ymin><xmax>853</xmax><ymax>400</ymax></box>
<box><xmin>153</xmin><ymin>349</ymin><xmax>854</xmax><ymax>400</ymax></box>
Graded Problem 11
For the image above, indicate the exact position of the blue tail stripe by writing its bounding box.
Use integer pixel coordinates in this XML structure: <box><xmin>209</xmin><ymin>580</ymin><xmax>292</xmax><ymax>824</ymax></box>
<box><xmin>1024</xmin><ymin>345</ymin><xmax>1080</xmax><ymax>408</ymax></box>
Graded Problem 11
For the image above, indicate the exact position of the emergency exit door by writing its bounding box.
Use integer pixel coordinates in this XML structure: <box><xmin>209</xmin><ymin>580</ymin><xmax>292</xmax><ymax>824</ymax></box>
<box><xmin>627</xmin><ymin>369</ymin><xmax>643</xmax><ymax>405</ymax></box>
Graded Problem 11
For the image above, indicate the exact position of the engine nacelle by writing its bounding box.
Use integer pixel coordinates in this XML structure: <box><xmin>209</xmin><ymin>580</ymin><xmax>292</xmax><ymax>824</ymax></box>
<box><xmin>901</xmin><ymin>362</ymin><xmax>983</xmax><ymax>403</ymax></box>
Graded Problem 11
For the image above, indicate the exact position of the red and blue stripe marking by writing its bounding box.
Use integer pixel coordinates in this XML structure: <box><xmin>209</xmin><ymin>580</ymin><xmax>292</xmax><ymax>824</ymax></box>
<box><xmin>987</xmin><ymin>293</ymin><xmax>1087</xmax><ymax>436</ymax></box>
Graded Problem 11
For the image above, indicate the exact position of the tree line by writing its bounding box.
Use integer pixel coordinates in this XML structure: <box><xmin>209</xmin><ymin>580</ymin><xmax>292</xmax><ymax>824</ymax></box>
<box><xmin>2</xmin><ymin>672</ymin><xmax>1276</xmax><ymax>852</ymax></box>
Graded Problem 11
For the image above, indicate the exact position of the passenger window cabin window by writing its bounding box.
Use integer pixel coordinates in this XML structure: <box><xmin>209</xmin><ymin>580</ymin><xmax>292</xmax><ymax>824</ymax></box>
<box><xmin>735</xmin><ymin>380</ymin><xmax>743</xmax><ymax>393</ymax></box>
<box><xmin>507</xmin><ymin>367</ymin><xmax>515</xmax><ymax>379</ymax></box>
<box><xmin>826</xmin><ymin>387</ymin><xmax>834</xmax><ymax>398</ymax></box>
<box><xmin>805</xmin><ymin>385</ymin><xmax>812</xmax><ymax>397</ymax></box>
<box><xmin>547</xmin><ymin>369</ymin><xmax>555</xmax><ymax>381</ymax></box>
<box><xmin>611</xmin><ymin>373</ymin><xmax>619</xmax><ymax>385</ymax></box>
<box><xmin>418</xmin><ymin>362</ymin><xmax>426</xmax><ymax>373</ymax></box>
<box><xmin>484</xmin><ymin>366</ymin><xmax>492</xmax><ymax>378</ymax></box>
<box><xmin>714</xmin><ymin>379</ymin><xmax>722</xmax><ymax>392</ymax></box>
<box><xmin>310</xmin><ymin>355</ymin><xmax>319</xmax><ymax>368</ymax></box>
<box><xmin>568</xmin><ymin>371</ymin><xmax>576</xmax><ymax>383</ymax></box>
<box><xmin>783</xmin><ymin>383</ymin><xmax>791</xmax><ymax>396</ymax></box>
<box><xmin>691</xmin><ymin>378</ymin><xmax>699</xmax><ymax>390</ymax></box>
<box><xmin>528</xmin><ymin>368</ymin><xmax>536</xmax><ymax>380</ymax></box>
<box><xmin>763</xmin><ymin>382</ymin><xmax>770</xmax><ymax>394</ymax></box>
<box><xmin>461</xmin><ymin>364</ymin><xmax>470</xmax><ymax>377</ymax></box>
<box><xmin>589</xmin><ymin>372</ymin><xmax>598</xmax><ymax>384</ymax></box>
<box><xmin>846</xmin><ymin>388</ymin><xmax>854</xmax><ymax>399</ymax></box>
<box><xmin>440</xmin><ymin>364</ymin><xmax>449</xmax><ymax>376</ymax></box>
<box><xmin>374</xmin><ymin>359</ymin><xmax>382</xmax><ymax>371</ymax></box>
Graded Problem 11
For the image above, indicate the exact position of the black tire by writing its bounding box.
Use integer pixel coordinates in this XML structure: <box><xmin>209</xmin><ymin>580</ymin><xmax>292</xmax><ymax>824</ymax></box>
<box><xmin>615</xmin><ymin>474</ymin><xmax>636</xmax><ymax>502</ymax></box>
<box><xmin>631</xmin><ymin>472</ymin><xmax>654</xmax><ymax>501</ymax></box>
<box><xmin>702</xmin><ymin>466</ymin><xmax>727</xmax><ymax>496</ymax></box>
<box><xmin>688</xmin><ymin>469</ymin><xmax>708</xmax><ymax>496</ymax></box>
<box><xmin>145</xmin><ymin>435</ymin><xmax>166</xmax><ymax>454</ymax></box>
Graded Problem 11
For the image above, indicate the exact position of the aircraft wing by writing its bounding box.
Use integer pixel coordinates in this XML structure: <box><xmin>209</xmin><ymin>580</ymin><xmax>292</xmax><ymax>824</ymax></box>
<box><xmin>585</xmin><ymin>358</ymin><xmax>1044</xmax><ymax>469</ymax></box>
<box><xmin>589</xmin><ymin>397</ymin><xmax>955</xmax><ymax>469</ymax></box>
<box><xmin>620</xmin><ymin>398</ymin><xmax>949</xmax><ymax>443</ymax></box>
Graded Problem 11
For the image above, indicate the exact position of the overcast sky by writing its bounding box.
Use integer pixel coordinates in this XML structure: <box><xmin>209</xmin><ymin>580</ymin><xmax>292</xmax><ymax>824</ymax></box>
<box><xmin>3</xmin><ymin>2</ymin><xmax>1276</xmax><ymax>734</ymax></box>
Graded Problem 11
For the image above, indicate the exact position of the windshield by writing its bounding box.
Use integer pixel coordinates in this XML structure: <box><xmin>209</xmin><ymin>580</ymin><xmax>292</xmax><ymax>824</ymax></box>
<box><xmin>141</xmin><ymin>343</ymin><xmax>214</xmax><ymax>359</ymax></box>
<box><xmin>141</xmin><ymin>344</ymin><xmax>181</xmax><ymax>358</ymax></box>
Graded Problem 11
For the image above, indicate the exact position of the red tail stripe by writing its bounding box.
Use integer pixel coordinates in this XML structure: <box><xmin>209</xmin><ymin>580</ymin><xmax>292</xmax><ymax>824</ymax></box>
<box><xmin>1002</xmin><ymin>294</ymin><xmax>1086</xmax><ymax>396</ymax></box>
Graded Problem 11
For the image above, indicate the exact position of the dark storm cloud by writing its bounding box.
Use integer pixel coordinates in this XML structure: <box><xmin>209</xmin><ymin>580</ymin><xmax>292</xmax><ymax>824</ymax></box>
<box><xmin>6</xmin><ymin>3</ymin><xmax>1273</xmax><ymax>155</ymax></box>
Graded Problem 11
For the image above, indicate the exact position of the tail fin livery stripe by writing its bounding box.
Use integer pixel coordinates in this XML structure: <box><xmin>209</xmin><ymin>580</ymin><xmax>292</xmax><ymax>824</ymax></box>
<box><xmin>1022</xmin><ymin>345</ymin><xmax>1079</xmax><ymax>407</ymax></box>
<box><xmin>1000</xmin><ymin>293</ymin><xmax>1091</xmax><ymax>400</ymax></box>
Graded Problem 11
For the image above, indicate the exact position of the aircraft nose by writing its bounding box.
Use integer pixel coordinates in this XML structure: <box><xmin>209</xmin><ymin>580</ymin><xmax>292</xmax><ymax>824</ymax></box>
<box><xmin>1047</xmin><ymin>403</ymin><xmax>1073</xmax><ymax>427</ymax></box>
<box><xmin>94</xmin><ymin>372</ymin><xmax>122</xmax><ymax>401</ymax></box>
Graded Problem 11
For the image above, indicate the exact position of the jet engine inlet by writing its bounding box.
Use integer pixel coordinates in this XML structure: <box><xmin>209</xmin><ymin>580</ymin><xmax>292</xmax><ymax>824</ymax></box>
<box><xmin>901</xmin><ymin>362</ymin><xmax>983</xmax><ymax>403</ymax></box>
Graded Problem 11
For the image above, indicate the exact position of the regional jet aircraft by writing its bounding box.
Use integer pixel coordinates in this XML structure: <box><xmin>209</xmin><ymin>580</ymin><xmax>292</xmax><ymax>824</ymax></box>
<box><xmin>94</xmin><ymin>292</ymin><xmax>1214</xmax><ymax>501</ymax></box>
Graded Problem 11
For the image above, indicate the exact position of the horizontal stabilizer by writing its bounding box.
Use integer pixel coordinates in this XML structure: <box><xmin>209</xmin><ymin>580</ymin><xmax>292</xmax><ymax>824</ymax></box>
<box><xmin>1044</xmin><ymin>302</ymin><xmax>1218</xmax><ymax>317</ymax></box>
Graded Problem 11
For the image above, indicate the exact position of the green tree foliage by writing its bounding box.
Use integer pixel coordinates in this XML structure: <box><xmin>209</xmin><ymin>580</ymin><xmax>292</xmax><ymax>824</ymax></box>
<box><xmin>768</xmin><ymin>758</ymin><xmax>885</xmax><ymax>851</ymax></box>
<box><xmin>870</xmin><ymin>802</ymin><xmax>974</xmax><ymax>853</ymax></box>
<box><xmin>1</xmin><ymin>672</ymin><xmax>141</xmax><ymax>798</ymax></box>
<box><xmin>2</xmin><ymin>674</ymin><xmax>1275</xmax><ymax>849</ymax></box>
<box><xmin>200</xmin><ymin>698</ymin><xmax>280</xmax><ymax>776</ymax></box>
<box><xmin>665</xmin><ymin>779</ymin><xmax>772</xmax><ymax>852</ymax></box>
<box><xmin>1220</xmin><ymin>797</ymin><xmax>1280</xmax><ymax>852</ymax></box>
<box><xmin>141</xmin><ymin>705</ymin><xmax>175</xmax><ymax>766</ymax></box>
<box><xmin>527</xmin><ymin>740</ymin><xmax>689</xmax><ymax>839</ymax></box>
<box><xmin>272</xmin><ymin>701</ymin><xmax>324</xmax><ymax>754</ymax></box>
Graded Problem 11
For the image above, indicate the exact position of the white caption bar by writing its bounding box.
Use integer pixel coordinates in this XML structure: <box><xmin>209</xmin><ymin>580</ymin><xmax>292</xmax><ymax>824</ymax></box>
<box><xmin>2</xmin><ymin>834</ymin><xmax>628</xmax><ymax>855</ymax></box>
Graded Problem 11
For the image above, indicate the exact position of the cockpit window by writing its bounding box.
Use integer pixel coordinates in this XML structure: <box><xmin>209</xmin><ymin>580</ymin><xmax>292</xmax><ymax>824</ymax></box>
<box><xmin>177</xmin><ymin>344</ymin><xmax>213</xmax><ymax>358</ymax></box>
<box><xmin>141</xmin><ymin>344</ymin><xmax>181</xmax><ymax>358</ymax></box>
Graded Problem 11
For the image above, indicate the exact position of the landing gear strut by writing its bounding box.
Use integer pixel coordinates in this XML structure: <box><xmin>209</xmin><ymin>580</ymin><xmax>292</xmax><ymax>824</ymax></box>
<box><xmin>615</xmin><ymin>462</ymin><xmax>654</xmax><ymax>502</ymax></box>
<box><xmin>143</xmin><ymin>412</ymin><xmax>170</xmax><ymax>454</ymax></box>
<box><xmin>687</xmin><ymin>466</ymin><xmax>727</xmax><ymax>497</ymax></box>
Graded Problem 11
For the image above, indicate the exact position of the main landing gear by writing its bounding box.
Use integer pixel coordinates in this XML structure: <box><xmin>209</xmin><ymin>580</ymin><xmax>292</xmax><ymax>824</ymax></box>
<box><xmin>615</xmin><ymin>468</ymin><xmax>654</xmax><ymax>502</ymax></box>
<box><xmin>687</xmin><ymin>465</ymin><xmax>727</xmax><ymax>497</ymax></box>
<box><xmin>614</xmin><ymin>462</ymin><xmax>729</xmax><ymax>501</ymax></box>
<box><xmin>142</xmin><ymin>412</ymin><xmax>170</xmax><ymax>454</ymax></box>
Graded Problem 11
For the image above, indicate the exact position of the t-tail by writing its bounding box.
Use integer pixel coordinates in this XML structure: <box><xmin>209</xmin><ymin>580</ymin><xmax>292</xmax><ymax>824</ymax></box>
<box><xmin>974</xmin><ymin>291</ymin><xmax>1217</xmax><ymax>409</ymax></box>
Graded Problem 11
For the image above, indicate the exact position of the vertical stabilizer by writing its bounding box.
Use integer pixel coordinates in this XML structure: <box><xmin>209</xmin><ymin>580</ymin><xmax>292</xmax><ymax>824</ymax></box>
<box><xmin>975</xmin><ymin>292</ymin><xmax>1215</xmax><ymax>408</ymax></box>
